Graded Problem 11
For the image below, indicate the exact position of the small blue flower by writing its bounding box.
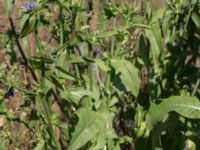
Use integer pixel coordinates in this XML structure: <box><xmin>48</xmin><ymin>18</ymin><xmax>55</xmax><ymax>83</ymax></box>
<box><xmin>22</xmin><ymin>2</ymin><xmax>36</xmax><ymax>11</ymax></box>
<box><xmin>6</xmin><ymin>87</ymin><xmax>14</xmax><ymax>98</ymax></box>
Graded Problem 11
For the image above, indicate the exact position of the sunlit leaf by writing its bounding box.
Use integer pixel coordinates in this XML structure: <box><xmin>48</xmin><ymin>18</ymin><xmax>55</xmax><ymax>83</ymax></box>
<box><xmin>21</xmin><ymin>14</ymin><xmax>39</xmax><ymax>38</ymax></box>
<box><xmin>191</xmin><ymin>12</ymin><xmax>200</xmax><ymax>29</ymax></box>
<box><xmin>94</xmin><ymin>58</ymin><xmax>109</xmax><ymax>72</ymax></box>
<box><xmin>146</xmin><ymin>96</ymin><xmax>200</xmax><ymax>130</ymax></box>
<box><xmin>97</xmin><ymin>30</ymin><xmax>118</xmax><ymax>38</ymax></box>
<box><xmin>61</xmin><ymin>89</ymin><xmax>99</xmax><ymax>105</ymax></box>
<box><xmin>111</xmin><ymin>59</ymin><xmax>141</xmax><ymax>97</ymax></box>
<box><xmin>68</xmin><ymin>108</ymin><xmax>116</xmax><ymax>150</ymax></box>
<box><xmin>6</xmin><ymin>0</ymin><xmax>14</xmax><ymax>17</ymax></box>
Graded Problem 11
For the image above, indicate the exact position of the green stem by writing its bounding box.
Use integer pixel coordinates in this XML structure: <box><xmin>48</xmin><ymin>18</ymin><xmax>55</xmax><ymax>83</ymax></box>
<box><xmin>111</xmin><ymin>18</ymin><xmax>116</xmax><ymax>56</ymax></box>
<box><xmin>115</xmin><ymin>42</ymin><xmax>122</xmax><ymax>57</ymax></box>
<box><xmin>35</xmin><ymin>32</ymin><xmax>43</xmax><ymax>52</ymax></box>
<box><xmin>89</xmin><ymin>43</ymin><xmax>94</xmax><ymax>91</ymax></box>
<box><xmin>8</xmin><ymin>17</ymin><xmax>37</xmax><ymax>81</ymax></box>
<box><xmin>59</xmin><ymin>4</ymin><xmax>64</xmax><ymax>46</ymax></box>
<box><xmin>9</xmin><ymin>6</ymin><xmax>61</xmax><ymax>150</ymax></box>
<box><xmin>191</xmin><ymin>78</ymin><xmax>200</xmax><ymax>96</ymax></box>
<box><xmin>41</xmin><ymin>96</ymin><xmax>61</xmax><ymax>150</ymax></box>
<box><xmin>110</xmin><ymin>0</ymin><xmax>116</xmax><ymax>56</ymax></box>
<box><xmin>95</xmin><ymin>64</ymin><xmax>103</xmax><ymax>87</ymax></box>
<box><xmin>105</xmin><ymin>72</ymin><xmax>111</xmax><ymax>107</ymax></box>
<box><xmin>75</xmin><ymin>64</ymin><xmax>81</xmax><ymax>85</ymax></box>
<box><xmin>41</xmin><ymin>61</ymin><xmax>61</xmax><ymax>150</ymax></box>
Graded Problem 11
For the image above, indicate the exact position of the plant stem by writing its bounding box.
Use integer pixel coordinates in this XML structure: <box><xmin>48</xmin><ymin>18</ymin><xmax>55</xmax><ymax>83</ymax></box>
<box><xmin>110</xmin><ymin>0</ymin><xmax>116</xmax><ymax>56</ymax></box>
<box><xmin>106</xmin><ymin>74</ymin><xmax>111</xmax><ymax>107</ymax></box>
<box><xmin>75</xmin><ymin>64</ymin><xmax>81</xmax><ymax>85</ymax></box>
<box><xmin>41</xmin><ymin>61</ymin><xmax>61</xmax><ymax>150</ymax></box>
<box><xmin>87</xmin><ymin>0</ymin><xmax>94</xmax><ymax>91</ymax></box>
<box><xmin>111</xmin><ymin>17</ymin><xmax>116</xmax><ymax>56</ymax></box>
<box><xmin>8</xmin><ymin>17</ymin><xmax>38</xmax><ymax>81</ymax></box>
<box><xmin>95</xmin><ymin>64</ymin><xmax>103</xmax><ymax>87</ymax></box>
<box><xmin>59</xmin><ymin>4</ymin><xmax>64</xmax><ymax>46</ymax></box>
<box><xmin>192</xmin><ymin>78</ymin><xmax>200</xmax><ymax>96</ymax></box>
<box><xmin>9</xmin><ymin>16</ymin><xmax>61</xmax><ymax>150</ymax></box>
<box><xmin>89</xmin><ymin>43</ymin><xmax>94</xmax><ymax>91</ymax></box>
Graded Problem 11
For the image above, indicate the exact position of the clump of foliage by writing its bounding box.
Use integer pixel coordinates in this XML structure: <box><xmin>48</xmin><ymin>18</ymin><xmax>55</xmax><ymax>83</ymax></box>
<box><xmin>0</xmin><ymin>0</ymin><xmax>199</xmax><ymax>149</ymax></box>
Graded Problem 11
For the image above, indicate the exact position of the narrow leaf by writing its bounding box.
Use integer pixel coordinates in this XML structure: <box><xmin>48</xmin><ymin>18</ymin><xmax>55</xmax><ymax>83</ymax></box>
<box><xmin>21</xmin><ymin>14</ymin><xmax>39</xmax><ymax>38</ymax></box>
<box><xmin>97</xmin><ymin>30</ymin><xmax>118</xmax><ymax>38</ymax></box>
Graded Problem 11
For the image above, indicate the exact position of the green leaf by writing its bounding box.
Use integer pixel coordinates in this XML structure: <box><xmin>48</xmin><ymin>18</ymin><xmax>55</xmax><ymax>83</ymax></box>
<box><xmin>97</xmin><ymin>30</ymin><xmax>118</xmax><ymax>38</ymax></box>
<box><xmin>66</xmin><ymin>56</ymin><xmax>85</xmax><ymax>64</ymax></box>
<box><xmin>191</xmin><ymin>12</ymin><xmax>200</xmax><ymax>29</ymax></box>
<box><xmin>145</xmin><ymin>22</ymin><xmax>163</xmax><ymax>59</ymax></box>
<box><xmin>130</xmin><ymin>23</ymin><xmax>151</xmax><ymax>29</ymax></box>
<box><xmin>69</xmin><ymin>35</ymin><xmax>82</xmax><ymax>47</ymax></box>
<box><xmin>6</xmin><ymin>0</ymin><xmax>14</xmax><ymax>17</ymax></box>
<box><xmin>146</xmin><ymin>29</ymin><xmax>160</xmax><ymax>58</ymax></box>
<box><xmin>94</xmin><ymin>58</ymin><xmax>109</xmax><ymax>72</ymax></box>
<box><xmin>111</xmin><ymin>59</ymin><xmax>141</xmax><ymax>97</ymax></box>
<box><xmin>46</xmin><ymin>74</ymin><xmax>63</xmax><ymax>90</ymax></box>
<box><xmin>35</xmin><ymin>139</ymin><xmax>45</xmax><ymax>150</ymax></box>
<box><xmin>60</xmin><ymin>89</ymin><xmax>99</xmax><ymax>105</ymax></box>
<box><xmin>92</xmin><ymin>112</ymin><xmax>117</xmax><ymax>150</ymax></box>
<box><xmin>151</xmin><ymin>22</ymin><xmax>163</xmax><ymax>55</ymax></box>
<box><xmin>68</xmin><ymin>108</ymin><xmax>116</xmax><ymax>150</ymax></box>
<box><xmin>146</xmin><ymin>96</ymin><xmax>200</xmax><ymax>130</ymax></box>
<box><xmin>55</xmin><ymin>66</ymin><xmax>76</xmax><ymax>81</ymax></box>
<box><xmin>21</xmin><ymin>14</ymin><xmax>39</xmax><ymax>38</ymax></box>
<box><xmin>186</xmin><ymin>139</ymin><xmax>196</xmax><ymax>150</ymax></box>
<box><xmin>162</xmin><ymin>11</ymin><xmax>172</xmax><ymax>39</ymax></box>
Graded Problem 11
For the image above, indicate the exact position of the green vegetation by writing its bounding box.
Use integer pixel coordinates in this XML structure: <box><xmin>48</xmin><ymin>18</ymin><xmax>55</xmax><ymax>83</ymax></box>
<box><xmin>0</xmin><ymin>0</ymin><xmax>199</xmax><ymax>149</ymax></box>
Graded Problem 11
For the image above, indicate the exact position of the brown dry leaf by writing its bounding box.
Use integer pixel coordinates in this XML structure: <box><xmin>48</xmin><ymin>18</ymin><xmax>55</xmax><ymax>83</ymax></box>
<box><xmin>51</xmin><ymin>102</ymin><xmax>60</xmax><ymax>113</ymax></box>
<box><xmin>0</xmin><ymin>51</ymin><xmax>7</xmax><ymax>63</ymax></box>
<box><xmin>5</xmin><ymin>92</ymin><xmax>23</xmax><ymax>110</ymax></box>
<box><xmin>55</xmin><ymin>126</ymin><xmax>61</xmax><ymax>141</ymax></box>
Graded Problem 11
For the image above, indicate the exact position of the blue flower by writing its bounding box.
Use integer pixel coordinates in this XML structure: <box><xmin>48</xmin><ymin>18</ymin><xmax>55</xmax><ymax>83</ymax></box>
<box><xmin>6</xmin><ymin>87</ymin><xmax>14</xmax><ymax>98</ymax></box>
<box><xmin>22</xmin><ymin>2</ymin><xmax>36</xmax><ymax>11</ymax></box>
